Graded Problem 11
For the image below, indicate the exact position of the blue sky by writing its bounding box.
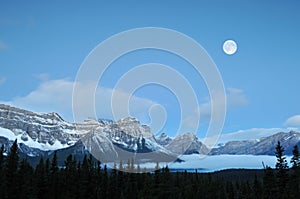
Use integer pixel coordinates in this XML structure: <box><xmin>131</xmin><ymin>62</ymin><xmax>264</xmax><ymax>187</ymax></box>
<box><xmin>0</xmin><ymin>0</ymin><xmax>300</xmax><ymax>140</ymax></box>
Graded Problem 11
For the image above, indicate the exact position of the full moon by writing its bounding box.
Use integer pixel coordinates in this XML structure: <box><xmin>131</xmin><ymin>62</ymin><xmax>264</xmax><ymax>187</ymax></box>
<box><xmin>223</xmin><ymin>40</ymin><xmax>237</xmax><ymax>55</ymax></box>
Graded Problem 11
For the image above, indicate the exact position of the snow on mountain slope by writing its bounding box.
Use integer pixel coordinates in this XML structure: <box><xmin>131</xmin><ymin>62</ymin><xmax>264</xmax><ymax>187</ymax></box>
<box><xmin>0</xmin><ymin>104</ymin><xmax>79</xmax><ymax>148</ymax></box>
<box><xmin>0</xmin><ymin>127</ymin><xmax>75</xmax><ymax>151</ymax></box>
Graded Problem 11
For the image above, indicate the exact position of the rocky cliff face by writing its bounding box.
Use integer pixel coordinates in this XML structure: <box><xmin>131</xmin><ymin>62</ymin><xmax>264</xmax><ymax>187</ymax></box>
<box><xmin>0</xmin><ymin>104</ymin><xmax>78</xmax><ymax>148</ymax></box>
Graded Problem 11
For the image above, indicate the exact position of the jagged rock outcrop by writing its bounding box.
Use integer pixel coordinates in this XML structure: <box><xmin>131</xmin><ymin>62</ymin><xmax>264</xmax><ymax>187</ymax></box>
<box><xmin>156</xmin><ymin>132</ymin><xmax>210</xmax><ymax>155</ymax></box>
<box><xmin>156</xmin><ymin>133</ymin><xmax>173</xmax><ymax>146</ymax></box>
<box><xmin>166</xmin><ymin>133</ymin><xmax>210</xmax><ymax>155</ymax></box>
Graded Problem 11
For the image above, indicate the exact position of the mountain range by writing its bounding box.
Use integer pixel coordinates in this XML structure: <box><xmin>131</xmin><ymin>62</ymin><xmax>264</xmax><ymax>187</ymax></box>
<box><xmin>0</xmin><ymin>104</ymin><xmax>299</xmax><ymax>166</ymax></box>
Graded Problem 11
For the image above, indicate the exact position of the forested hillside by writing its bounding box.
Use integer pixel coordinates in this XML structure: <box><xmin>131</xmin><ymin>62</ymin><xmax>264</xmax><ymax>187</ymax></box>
<box><xmin>0</xmin><ymin>140</ymin><xmax>299</xmax><ymax>199</ymax></box>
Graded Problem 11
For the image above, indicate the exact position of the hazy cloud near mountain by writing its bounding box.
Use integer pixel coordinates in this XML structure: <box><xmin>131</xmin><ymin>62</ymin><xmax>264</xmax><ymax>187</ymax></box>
<box><xmin>284</xmin><ymin>115</ymin><xmax>300</xmax><ymax>127</ymax></box>
<box><xmin>0</xmin><ymin>78</ymin><xmax>156</xmax><ymax>123</ymax></box>
<box><xmin>0</xmin><ymin>78</ymin><xmax>249</xmax><ymax>136</ymax></box>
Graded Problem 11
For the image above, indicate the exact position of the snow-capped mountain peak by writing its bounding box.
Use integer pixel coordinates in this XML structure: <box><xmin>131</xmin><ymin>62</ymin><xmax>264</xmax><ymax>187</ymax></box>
<box><xmin>0</xmin><ymin>104</ymin><xmax>178</xmax><ymax>163</ymax></box>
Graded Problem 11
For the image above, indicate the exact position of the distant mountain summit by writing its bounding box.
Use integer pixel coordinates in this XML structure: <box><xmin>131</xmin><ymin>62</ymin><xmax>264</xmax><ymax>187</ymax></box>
<box><xmin>210</xmin><ymin>131</ymin><xmax>300</xmax><ymax>155</ymax></box>
<box><xmin>156</xmin><ymin>133</ymin><xmax>173</xmax><ymax>146</ymax></box>
<box><xmin>156</xmin><ymin>132</ymin><xmax>209</xmax><ymax>155</ymax></box>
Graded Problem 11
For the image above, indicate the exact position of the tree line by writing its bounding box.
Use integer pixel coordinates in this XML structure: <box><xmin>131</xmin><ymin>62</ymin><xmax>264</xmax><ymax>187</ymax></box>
<box><xmin>0</xmin><ymin>140</ymin><xmax>299</xmax><ymax>199</ymax></box>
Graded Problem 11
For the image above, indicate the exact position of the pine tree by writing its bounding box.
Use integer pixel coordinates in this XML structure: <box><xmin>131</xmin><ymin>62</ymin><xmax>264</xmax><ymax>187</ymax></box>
<box><xmin>35</xmin><ymin>157</ymin><xmax>47</xmax><ymax>199</ymax></box>
<box><xmin>50</xmin><ymin>151</ymin><xmax>58</xmax><ymax>174</ymax></box>
<box><xmin>137</xmin><ymin>164</ymin><xmax>141</xmax><ymax>173</ymax></box>
<box><xmin>18</xmin><ymin>158</ymin><xmax>34</xmax><ymax>199</ymax></box>
<box><xmin>263</xmin><ymin>166</ymin><xmax>277</xmax><ymax>199</ymax></box>
<box><xmin>64</xmin><ymin>154</ymin><xmax>76</xmax><ymax>172</ymax></box>
<box><xmin>0</xmin><ymin>144</ymin><xmax>4</xmax><ymax>171</ymax></box>
<box><xmin>155</xmin><ymin>162</ymin><xmax>160</xmax><ymax>172</ymax></box>
<box><xmin>75</xmin><ymin>161</ymin><xmax>82</xmax><ymax>198</ymax></box>
<box><xmin>100</xmin><ymin>165</ymin><xmax>108</xmax><ymax>198</ymax></box>
<box><xmin>49</xmin><ymin>151</ymin><xmax>59</xmax><ymax>199</ymax></box>
<box><xmin>88</xmin><ymin>154</ymin><xmax>94</xmax><ymax>171</ymax></box>
<box><xmin>275</xmin><ymin>141</ymin><xmax>288</xmax><ymax>194</ymax></box>
<box><xmin>0</xmin><ymin>144</ymin><xmax>5</xmax><ymax>199</ymax></box>
<box><xmin>141</xmin><ymin>137</ymin><xmax>146</xmax><ymax>152</ymax></box>
<box><xmin>64</xmin><ymin>154</ymin><xmax>77</xmax><ymax>198</ymax></box>
<box><xmin>5</xmin><ymin>139</ymin><xmax>19</xmax><ymax>199</ymax></box>
<box><xmin>291</xmin><ymin>145</ymin><xmax>300</xmax><ymax>170</ymax></box>
<box><xmin>159</xmin><ymin>166</ymin><xmax>173</xmax><ymax>198</ymax></box>
<box><xmin>117</xmin><ymin>162</ymin><xmax>125</xmax><ymax>196</ymax></box>
<box><xmin>288</xmin><ymin>145</ymin><xmax>300</xmax><ymax>199</ymax></box>
<box><xmin>119</xmin><ymin>160</ymin><xmax>123</xmax><ymax>171</ymax></box>
<box><xmin>126</xmin><ymin>159</ymin><xmax>131</xmax><ymax>172</ymax></box>
<box><xmin>137</xmin><ymin>138</ymin><xmax>141</xmax><ymax>151</ymax></box>
<box><xmin>80</xmin><ymin>155</ymin><xmax>89</xmax><ymax>198</ymax></box>
<box><xmin>45</xmin><ymin>157</ymin><xmax>50</xmax><ymax>177</ymax></box>
<box><xmin>95</xmin><ymin>160</ymin><xmax>102</xmax><ymax>198</ymax></box>
<box><xmin>130</xmin><ymin>157</ymin><xmax>135</xmax><ymax>172</ymax></box>
<box><xmin>153</xmin><ymin>162</ymin><xmax>161</xmax><ymax>196</ymax></box>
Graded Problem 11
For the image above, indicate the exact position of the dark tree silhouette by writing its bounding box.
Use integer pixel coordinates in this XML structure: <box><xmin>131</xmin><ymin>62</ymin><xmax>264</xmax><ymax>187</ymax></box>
<box><xmin>0</xmin><ymin>144</ymin><xmax>4</xmax><ymax>171</ymax></box>
<box><xmin>5</xmin><ymin>139</ymin><xmax>19</xmax><ymax>199</ymax></box>
<box><xmin>17</xmin><ymin>158</ymin><xmax>34</xmax><ymax>199</ymax></box>
<box><xmin>289</xmin><ymin>145</ymin><xmax>300</xmax><ymax>199</ymax></box>
<box><xmin>275</xmin><ymin>141</ymin><xmax>288</xmax><ymax>194</ymax></box>
<box><xmin>0</xmin><ymin>144</ymin><xmax>4</xmax><ymax>198</ymax></box>
<box><xmin>291</xmin><ymin>145</ymin><xmax>300</xmax><ymax>169</ymax></box>
<box><xmin>35</xmin><ymin>157</ymin><xmax>47</xmax><ymax>199</ymax></box>
<box><xmin>49</xmin><ymin>151</ymin><xmax>60</xmax><ymax>199</ymax></box>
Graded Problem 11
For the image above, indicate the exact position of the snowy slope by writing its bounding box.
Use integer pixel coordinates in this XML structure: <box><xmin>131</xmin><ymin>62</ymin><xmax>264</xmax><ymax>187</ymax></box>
<box><xmin>0</xmin><ymin>127</ymin><xmax>75</xmax><ymax>151</ymax></box>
